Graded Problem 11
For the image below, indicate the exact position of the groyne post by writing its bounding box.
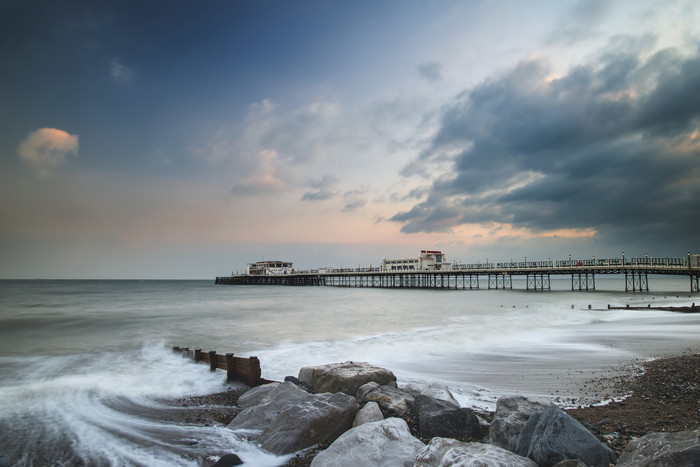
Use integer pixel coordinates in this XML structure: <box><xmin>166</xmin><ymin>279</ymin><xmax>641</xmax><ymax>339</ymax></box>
<box><xmin>226</xmin><ymin>353</ymin><xmax>235</xmax><ymax>381</ymax></box>
<box><xmin>208</xmin><ymin>350</ymin><xmax>217</xmax><ymax>372</ymax></box>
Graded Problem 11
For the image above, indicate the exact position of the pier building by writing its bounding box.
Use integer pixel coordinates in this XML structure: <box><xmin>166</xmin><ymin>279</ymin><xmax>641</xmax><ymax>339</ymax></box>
<box><xmin>381</xmin><ymin>250</ymin><xmax>451</xmax><ymax>271</ymax></box>
<box><xmin>245</xmin><ymin>261</ymin><xmax>294</xmax><ymax>276</ymax></box>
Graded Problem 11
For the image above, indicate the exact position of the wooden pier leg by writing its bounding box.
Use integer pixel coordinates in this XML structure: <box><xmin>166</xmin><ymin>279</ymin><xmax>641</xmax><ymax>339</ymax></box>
<box><xmin>226</xmin><ymin>353</ymin><xmax>235</xmax><ymax>381</ymax></box>
<box><xmin>209</xmin><ymin>350</ymin><xmax>217</xmax><ymax>372</ymax></box>
<box><xmin>194</xmin><ymin>349</ymin><xmax>202</xmax><ymax>362</ymax></box>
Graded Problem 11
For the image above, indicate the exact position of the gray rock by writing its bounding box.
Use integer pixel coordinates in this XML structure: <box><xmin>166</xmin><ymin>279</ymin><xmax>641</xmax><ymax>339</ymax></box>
<box><xmin>257</xmin><ymin>391</ymin><xmax>358</xmax><ymax>455</ymax></box>
<box><xmin>401</xmin><ymin>382</ymin><xmax>459</xmax><ymax>407</ymax></box>
<box><xmin>414</xmin><ymin>438</ymin><xmax>538</xmax><ymax>467</ymax></box>
<box><xmin>237</xmin><ymin>381</ymin><xmax>281</xmax><ymax>408</ymax></box>
<box><xmin>488</xmin><ymin>395</ymin><xmax>550</xmax><ymax>452</ymax></box>
<box><xmin>211</xmin><ymin>453</ymin><xmax>243</xmax><ymax>466</ymax></box>
<box><xmin>229</xmin><ymin>382</ymin><xmax>310</xmax><ymax>431</ymax></box>
<box><xmin>617</xmin><ymin>428</ymin><xmax>700</xmax><ymax>467</ymax></box>
<box><xmin>552</xmin><ymin>460</ymin><xmax>587</xmax><ymax>467</ymax></box>
<box><xmin>356</xmin><ymin>381</ymin><xmax>380</xmax><ymax>401</ymax></box>
<box><xmin>311</xmin><ymin>417</ymin><xmax>424</xmax><ymax>467</ymax></box>
<box><xmin>354</xmin><ymin>401</ymin><xmax>384</xmax><ymax>427</ymax></box>
<box><xmin>515</xmin><ymin>406</ymin><xmax>617</xmax><ymax>467</ymax></box>
<box><xmin>411</xmin><ymin>395</ymin><xmax>480</xmax><ymax>439</ymax></box>
<box><xmin>360</xmin><ymin>385</ymin><xmax>415</xmax><ymax>416</ymax></box>
<box><xmin>299</xmin><ymin>361</ymin><xmax>396</xmax><ymax>394</ymax></box>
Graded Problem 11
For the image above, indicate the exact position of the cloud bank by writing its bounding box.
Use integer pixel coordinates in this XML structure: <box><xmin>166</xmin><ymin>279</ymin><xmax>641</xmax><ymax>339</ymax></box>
<box><xmin>18</xmin><ymin>128</ymin><xmax>79</xmax><ymax>178</ymax></box>
<box><xmin>392</xmin><ymin>38</ymin><xmax>700</xmax><ymax>251</ymax></box>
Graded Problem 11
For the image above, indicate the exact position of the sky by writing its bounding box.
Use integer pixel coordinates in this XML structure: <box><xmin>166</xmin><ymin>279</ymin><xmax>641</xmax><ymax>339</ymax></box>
<box><xmin>1</xmin><ymin>0</ymin><xmax>699</xmax><ymax>279</ymax></box>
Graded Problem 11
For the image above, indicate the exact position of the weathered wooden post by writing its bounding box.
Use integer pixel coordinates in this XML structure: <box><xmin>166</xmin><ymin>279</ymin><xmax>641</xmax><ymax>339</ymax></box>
<box><xmin>249</xmin><ymin>356</ymin><xmax>261</xmax><ymax>387</ymax></box>
<box><xmin>226</xmin><ymin>353</ymin><xmax>235</xmax><ymax>381</ymax></box>
<box><xmin>194</xmin><ymin>349</ymin><xmax>202</xmax><ymax>362</ymax></box>
<box><xmin>182</xmin><ymin>347</ymin><xmax>190</xmax><ymax>359</ymax></box>
<box><xmin>209</xmin><ymin>350</ymin><xmax>217</xmax><ymax>372</ymax></box>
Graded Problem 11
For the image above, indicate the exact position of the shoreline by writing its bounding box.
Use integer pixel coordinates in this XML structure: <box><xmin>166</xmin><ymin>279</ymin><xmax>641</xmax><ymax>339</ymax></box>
<box><xmin>178</xmin><ymin>351</ymin><xmax>700</xmax><ymax>464</ymax></box>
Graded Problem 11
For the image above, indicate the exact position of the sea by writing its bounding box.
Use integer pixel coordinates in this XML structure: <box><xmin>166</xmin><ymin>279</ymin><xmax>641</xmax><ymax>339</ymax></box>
<box><xmin>1</xmin><ymin>276</ymin><xmax>699</xmax><ymax>466</ymax></box>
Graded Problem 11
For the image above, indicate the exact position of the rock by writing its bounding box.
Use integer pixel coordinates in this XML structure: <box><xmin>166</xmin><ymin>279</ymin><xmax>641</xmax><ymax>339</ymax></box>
<box><xmin>616</xmin><ymin>428</ymin><xmax>700</xmax><ymax>467</ymax></box>
<box><xmin>211</xmin><ymin>453</ymin><xmax>243</xmax><ymax>466</ymax></box>
<box><xmin>310</xmin><ymin>418</ymin><xmax>424</xmax><ymax>467</ymax></box>
<box><xmin>257</xmin><ymin>391</ymin><xmax>358</xmax><ymax>455</ymax></box>
<box><xmin>488</xmin><ymin>395</ymin><xmax>550</xmax><ymax>452</ymax></box>
<box><xmin>401</xmin><ymin>382</ymin><xmax>459</xmax><ymax>407</ymax></box>
<box><xmin>515</xmin><ymin>406</ymin><xmax>617</xmax><ymax>467</ymax></box>
<box><xmin>414</xmin><ymin>438</ymin><xmax>538</xmax><ymax>467</ymax></box>
<box><xmin>298</xmin><ymin>361</ymin><xmax>396</xmax><ymax>395</ymax></box>
<box><xmin>229</xmin><ymin>382</ymin><xmax>310</xmax><ymax>431</ymax></box>
<box><xmin>411</xmin><ymin>395</ymin><xmax>480</xmax><ymax>439</ymax></box>
<box><xmin>551</xmin><ymin>460</ymin><xmax>587</xmax><ymax>467</ymax></box>
<box><xmin>237</xmin><ymin>382</ymin><xmax>281</xmax><ymax>408</ymax></box>
<box><xmin>360</xmin><ymin>384</ymin><xmax>415</xmax><ymax>416</ymax></box>
<box><xmin>354</xmin><ymin>401</ymin><xmax>384</xmax><ymax>427</ymax></box>
<box><xmin>356</xmin><ymin>381</ymin><xmax>380</xmax><ymax>401</ymax></box>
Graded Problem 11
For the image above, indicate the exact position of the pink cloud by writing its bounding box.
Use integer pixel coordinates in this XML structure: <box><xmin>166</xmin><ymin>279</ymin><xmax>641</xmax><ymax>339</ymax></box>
<box><xmin>18</xmin><ymin>128</ymin><xmax>79</xmax><ymax>178</ymax></box>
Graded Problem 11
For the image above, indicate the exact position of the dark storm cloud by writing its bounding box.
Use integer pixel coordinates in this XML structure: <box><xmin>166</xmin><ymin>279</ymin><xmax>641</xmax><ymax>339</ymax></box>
<box><xmin>392</xmin><ymin>39</ymin><xmax>700</xmax><ymax>250</ymax></box>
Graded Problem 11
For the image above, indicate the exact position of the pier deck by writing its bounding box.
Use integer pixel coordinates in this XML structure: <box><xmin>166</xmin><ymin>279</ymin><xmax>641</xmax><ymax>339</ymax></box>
<box><xmin>216</xmin><ymin>258</ymin><xmax>700</xmax><ymax>293</ymax></box>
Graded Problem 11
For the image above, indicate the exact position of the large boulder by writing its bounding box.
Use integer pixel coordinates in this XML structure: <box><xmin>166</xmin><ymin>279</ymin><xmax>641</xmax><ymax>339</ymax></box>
<box><xmin>257</xmin><ymin>391</ymin><xmax>358</xmax><ymax>455</ymax></box>
<box><xmin>411</xmin><ymin>395</ymin><xmax>480</xmax><ymax>439</ymax></box>
<box><xmin>228</xmin><ymin>381</ymin><xmax>359</xmax><ymax>455</ymax></box>
<box><xmin>401</xmin><ymin>382</ymin><xmax>460</xmax><ymax>407</ymax></box>
<box><xmin>515</xmin><ymin>406</ymin><xmax>617</xmax><ymax>467</ymax></box>
<box><xmin>488</xmin><ymin>395</ymin><xmax>550</xmax><ymax>452</ymax></box>
<box><xmin>298</xmin><ymin>361</ymin><xmax>396</xmax><ymax>394</ymax></box>
<box><xmin>616</xmin><ymin>428</ymin><xmax>700</xmax><ymax>466</ymax></box>
<box><xmin>414</xmin><ymin>438</ymin><xmax>538</xmax><ymax>467</ymax></box>
<box><xmin>353</xmin><ymin>401</ymin><xmax>384</xmax><ymax>427</ymax></box>
<box><xmin>360</xmin><ymin>384</ymin><xmax>415</xmax><ymax>416</ymax></box>
<box><xmin>310</xmin><ymin>417</ymin><xmax>424</xmax><ymax>467</ymax></box>
<box><xmin>229</xmin><ymin>382</ymin><xmax>310</xmax><ymax>431</ymax></box>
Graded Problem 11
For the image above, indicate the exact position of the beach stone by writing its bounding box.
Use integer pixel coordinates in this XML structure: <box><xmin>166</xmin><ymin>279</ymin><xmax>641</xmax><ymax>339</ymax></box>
<box><xmin>411</xmin><ymin>395</ymin><xmax>480</xmax><ymax>439</ymax></box>
<box><xmin>310</xmin><ymin>417</ymin><xmax>424</xmax><ymax>467</ymax></box>
<box><xmin>414</xmin><ymin>438</ymin><xmax>538</xmax><ymax>467</ymax></box>
<box><xmin>551</xmin><ymin>460</ymin><xmax>587</xmax><ymax>467</ymax></box>
<box><xmin>401</xmin><ymin>382</ymin><xmax>460</xmax><ymax>407</ymax></box>
<box><xmin>488</xmin><ymin>395</ymin><xmax>550</xmax><ymax>452</ymax></box>
<box><xmin>298</xmin><ymin>361</ymin><xmax>396</xmax><ymax>394</ymax></box>
<box><xmin>360</xmin><ymin>384</ymin><xmax>415</xmax><ymax>416</ymax></box>
<box><xmin>230</xmin><ymin>382</ymin><xmax>310</xmax><ymax>431</ymax></box>
<box><xmin>257</xmin><ymin>391</ymin><xmax>358</xmax><ymax>455</ymax></box>
<box><xmin>515</xmin><ymin>406</ymin><xmax>617</xmax><ymax>467</ymax></box>
<box><xmin>356</xmin><ymin>381</ymin><xmax>380</xmax><ymax>401</ymax></box>
<box><xmin>616</xmin><ymin>428</ymin><xmax>700</xmax><ymax>466</ymax></box>
<box><xmin>211</xmin><ymin>453</ymin><xmax>243</xmax><ymax>466</ymax></box>
<box><xmin>353</xmin><ymin>401</ymin><xmax>384</xmax><ymax>427</ymax></box>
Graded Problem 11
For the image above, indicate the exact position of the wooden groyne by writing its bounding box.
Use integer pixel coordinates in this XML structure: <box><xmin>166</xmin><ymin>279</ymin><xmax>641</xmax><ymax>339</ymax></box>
<box><xmin>173</xmin><ymin>346</ymin><xmax>275</xmax><ymax>387</ymax></box>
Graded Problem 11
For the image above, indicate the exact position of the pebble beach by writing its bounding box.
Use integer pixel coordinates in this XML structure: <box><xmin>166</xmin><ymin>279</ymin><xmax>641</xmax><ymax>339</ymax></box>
<box><xmin>176</xmin><ymin>351</ymin><xmax>700</xmax><ymax>465</ymax></box>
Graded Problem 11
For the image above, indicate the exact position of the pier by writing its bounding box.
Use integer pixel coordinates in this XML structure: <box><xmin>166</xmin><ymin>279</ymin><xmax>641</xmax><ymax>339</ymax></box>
<box><xmin>216</xmin><ymin>255</ymin><xmax>700</xmax><ymax>293</ymax></box>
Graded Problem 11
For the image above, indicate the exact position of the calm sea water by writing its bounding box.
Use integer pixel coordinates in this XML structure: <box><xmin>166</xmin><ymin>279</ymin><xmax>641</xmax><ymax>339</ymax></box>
<box><xmin>1</xmin><ymin>277</ymin><xmax>698</xmax><ymax>466</ymax></box>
